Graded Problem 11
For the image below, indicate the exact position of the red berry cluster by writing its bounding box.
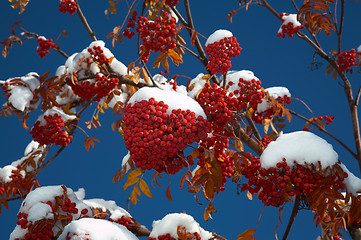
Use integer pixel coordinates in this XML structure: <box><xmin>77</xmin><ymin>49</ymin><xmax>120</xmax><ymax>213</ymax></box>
<box><xmin>226</xmin><ymin>78</ymin><xmax>265</xmax><ymax>111</ymax></box>
<box><xmin>123</xmin><ymin>98</ymin><xmax>209</xmax><ymax>174</ymax></box>
<box><xmin>37</xmin><ymin>38</ymin><xmax>56</xmax><ymax>58</ymax></box>
<box><xmin>58</xmin><ymin>0</ymin><xmax>77</xmax><ymax>15</ymax></box>
<box><xmin>337</xmin><ymin>49</ymin><xmax>359</xmax><ymax>72</ymax></box>
<box><xmin>277</xmin><ymin>13</ymin><xmax>304</xmax><ymax>38</ymax></box>
<box><xmin>68</xmin><ymin>74</ymin><xmax>119</xmax><ymax>102</ymax></box>
<box><xmin>241</xmin><ymin>155</ymin><xmax>347</xmax><ymax>207</ymax></box>
<box><xmin>149</xmin><ymin>232</ymin><xmax>201</xmax><ymax>240</ymax></box>
<box><xmin>86</xmin><ymin>46</ymin><xmax>109</xmax><ymax>66</ymax></box>
<box><xmin>30</xmin><ymin>113</ymin><xmax>73</xmax><ymax>146</ymax></box>
<box><xmin>252</xmin><ymin>95</ymin><xmax>291</xmax><ymax>124</ymax></box>
<box><xmin>197</xmin><ymin>83</ymin><xmax>240</xmax><ymax>133</ymax></box>
<box><xmin>123</xmin><ymin>11</ymin><xmax>138</xmax><ymax>39</ymax></box>
<box><xmin>312</xmin><ymin>115</ymin><xmax>335</xmax><ymax>125</ymax></box>
<box><xmin>205</xmin><ymin>37</ymin><xmax>242</xmax><ymax>75</ymax></box>
<box><xmin>136</xmin><ymin>12</ymin><xmax>177</xmax><ymax>62</ymax></box>
<box><xmin>109</xmin><ymin>216</ymin><xmax>134</xmax><ymax>228</ymax></box>
<box><xmin>165</xmin><ymin>0</ymin><xmax>179</xmax><ymax>6</ymax></box>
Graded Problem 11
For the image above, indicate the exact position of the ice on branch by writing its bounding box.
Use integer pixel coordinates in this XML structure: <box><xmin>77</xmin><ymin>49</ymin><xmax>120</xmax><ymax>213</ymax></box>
<box><xmin>128</xmin><ymin>87</ymin><xmax>206</xmax><ymax>118</ymax></box>
<box><xmin>260</xmin><ymin>131</ymin><xmax>338</xmax><ymax>169</ymax></box>
<box><xmin>58</xmin><ymin>218</ymin><xmax>138</xmax><ymax>240</ymax></box>
<box><xmin>1</xmin><ymin>72</ymin><xmax>41</xmax><ymax>112</ymax></box>
<box><xmin>205</xmin><ymin>29</ymin><xmax>233</xmax><ymax>46</ymax></box>
<box><xmin>149</xmin><ymin>213</ymin><xmax>213</xmax><ymax>240</ymax></box>
<box><xmin>340</xmin><ymin>163</ymin><xmax>361</xmax><ymax>196</ymax></box>
<box><xmin>257</xmin><ymin>86</ymin><xmax>291</xmax><ymax>113</ymax></box>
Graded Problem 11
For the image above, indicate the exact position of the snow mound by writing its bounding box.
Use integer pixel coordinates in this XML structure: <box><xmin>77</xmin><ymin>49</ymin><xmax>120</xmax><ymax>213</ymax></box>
<box><xmin>257</xmin><ymin>86</ymin><xmax>291</xmax><ymax>113</ymax></box>
<box><xmin>340</xmin><ymin>163</ymin><xmax>361</xmax><ymax>196</ymax></box>
<box><xmin>205</xmin><ymin>29</ymin><xmax>233</xmax><ymax>46</ymax></box>
<box><xmin>260</xmin><ymin>131</ymin><xmax>338</xmax><ymax>169</ymax></box>
<box><xmin>58</xmin><ymin>218</ymin><xmax>138</xmax><ymax>240</ymax></box>
<box><xmin>127</xmin><ymin>87</ymin><xmax>206</xmax><ymax>118</ymax></box>
<box><xmin>149</xmin><ymin>213</ymin><xmax>213</xmax><ymax>240</ymax></box>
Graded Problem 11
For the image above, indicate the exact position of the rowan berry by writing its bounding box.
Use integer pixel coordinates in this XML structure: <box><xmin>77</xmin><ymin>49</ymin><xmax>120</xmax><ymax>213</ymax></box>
<box><xmin>277</xmin><ymin>13</ymin><xmax>303</xmax><ymax>38</ymax></box>
<box><xmin>37</xmin><ymin>37</ymin><xmax>56</xmax><ymax>58</ymax></box>
<box><xmin>59</xmin><ymin>0</ymin><xmax>77</xmax><ymax>15</ymax></box>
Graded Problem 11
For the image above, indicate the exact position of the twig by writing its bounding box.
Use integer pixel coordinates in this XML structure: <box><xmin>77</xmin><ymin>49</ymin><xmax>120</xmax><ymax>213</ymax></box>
<box><xmin>177</xmin><ymin>43</ymin><xmax>201</xmax><ymax>61</ymax></box>
<box><xmin>75</xmin><ymin>0</ymin><xmax>97</xmax><ymax>41</ymax></box>
<box><xmin>282</xmin><ymin>196</ymin><xmax>300</xmax><ymax>240</ymax></box>
<box><xmin>355</xmin><ymin>86</ymin><xmax>361</xmax><ymax>107</ymax></box>
<box><xmin>245</xmin><ymin>115</ymin><xmax>261</xmax><ymax>141</ymax></box>
<box><xmin>290</xmin><ymin>0</ymin><xmax>299</xmax><ymax>12</ymax></box>
<box><xmin>183</xmin><ymin>0</ymin><xmax>219</xmax><ymax>85</ymax></box>
<box><xmin>141</xmin><ymin>60</ymin><xmax>156</xmax><ymax>86</ymax></box>
<box><xmin>289</xmin><ymin>109</ymin><xmax>357</xmax><ymax>159</ymax></box>
<box><xmin>338</xmin><ymin>0</ymin><xmax>345</xmax><ymax>54</ymax></box>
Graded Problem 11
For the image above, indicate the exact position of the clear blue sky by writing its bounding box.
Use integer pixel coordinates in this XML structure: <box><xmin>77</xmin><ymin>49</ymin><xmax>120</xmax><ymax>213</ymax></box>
<box><xmin>1</xmin><ymin>1</ymin><xmax>361</xmax><ymax>239</ymax></box>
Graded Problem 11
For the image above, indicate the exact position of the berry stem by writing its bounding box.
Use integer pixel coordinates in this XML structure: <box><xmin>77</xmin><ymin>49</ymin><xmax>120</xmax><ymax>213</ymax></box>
<box><xmin>281</xmin><ymin>196</ymin><xmax>300</xmax><ymax>240</ymax></box>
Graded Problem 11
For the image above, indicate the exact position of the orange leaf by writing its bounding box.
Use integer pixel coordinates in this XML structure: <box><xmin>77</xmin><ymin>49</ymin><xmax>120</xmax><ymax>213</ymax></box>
<box><xmin>139</xmin><ymin>179</ymin><xmax>153</xmax><ymax>198</ymax></box>
<box><xmin>237</xmin><ymin>228</ymin><xmax>256</xmax><ymax>240</ymax></box>
<box><xmin>166</xmin><ymin>185</ymin><xmax>173</xmax><ymax>201</ymax></box>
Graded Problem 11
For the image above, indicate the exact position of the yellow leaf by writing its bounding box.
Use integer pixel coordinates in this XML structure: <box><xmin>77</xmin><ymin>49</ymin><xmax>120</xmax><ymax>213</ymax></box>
<box><xmin>161</xmin><ymin>56</ymin><xmax>169</xmax><ymax>69</ymax></box>
<box><xmin>123</xmin><ymin>177</ymin><xmax>139</xmax><ymax>191</ymax></box>
<box><xmin>247</xmin><ymin>191</ymin><xmax>253</xmax><ymax>200</ymax></box>
<box><xmin>108</xmin><ymin>1</ymin><xmax>117</xmax><ymax>14</ymax></box>
<box><xmin>134</xmin><ymin>185</ymin><xmax>141</xmax><ymax>197</ymax></box>
<box><xmin>128</xmin><ymin>169</ymin><xmax>143</xmax><ymax>179</ymax></box>
<box><xmin>139</xmin><ymin>179</ymin><xmax>153</xmax><ymax>198</ymax></box>
<box><xmin>153</xmin><ymin>51</ymin><xmax>167</xmax><ymax>69</ymax></box>
<box><xmin>168</xmin><ymin>49</ymin><xmax>183</xmax><ymax>66</ymax></box>
<box><xmin>237</xmin><ymin>228</ymin><xmax>256</xmax><ymax>240</ymax></box>
<box><xmin>130</xmin><ymin>188</ymin><xmax>138</xmax><ymax>205</ymax></box>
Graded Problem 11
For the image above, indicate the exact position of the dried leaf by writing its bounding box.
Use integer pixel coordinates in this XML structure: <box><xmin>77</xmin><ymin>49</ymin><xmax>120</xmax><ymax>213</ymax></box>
<box><xmin>139</xmin><ymin>179</ymin><xmax>153</xmax><ymax>198</ymax></box>
<box><xmin>237</xmin><ymin>228</ymin><xmax>256</xmax><ymax>240</ymax></box>
<box><xmin>166</xmin><ymin>185</ymin><xmax>173</xmax><ymax>201</ymax></box>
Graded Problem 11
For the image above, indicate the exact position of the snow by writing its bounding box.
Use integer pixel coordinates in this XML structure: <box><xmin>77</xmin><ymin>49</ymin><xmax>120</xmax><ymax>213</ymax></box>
<box><xmin>357</xmin><ymin>45</ymin><xmax>361</xmax><ymax>53</ymax></box>
<box><xmin>260</xmin><ymin>131</ymin><xmax>338</xmax><ymax>169</ymax></box>
<box><xmin>149</xmin><ymin>213</ymin><xmax>213</xmax><ymax>240</ymax></box>
<box><xmin>64</xmin><ymin>40</ymin><xmax>127</xmax><ymax>77</ymax></box>
<box><xmin>35</xmin><ymin>106</ymin><xmax>77</xmax><ymax>126</ymax></box>
<box><xmin>340</xmin><ymin>163</ymin><xmax>361</xmax><ymax>196</ymax></box>
<box><xmin>278</xmin><ymin>14</ymin><xmax>302</xmax><ymax>34</ymax></box>
<box><xmin>82</xmin><ymin>198</ymin><xmax>132</xmax><ymax>219</ymax></box>
<box><xmin>24</xmin><ymin>140</ymin><xmax>40</xmax><ymax>156</ymax></box>
<box><xmin>4</xmin><ymin>72</ymin><xmax>41</xmax><ymax>112</ymax></box>
<box><xmin>257</xmin><ymin>86</ymin><xmax>291</xmax><ymax>113</ymax></box>
<box><xmin>205</xmin><ymin>29</ymin><xmax>233</xmax><ymax>46</ymax></box>
<box><xmin>0</xmin><ymin>165</ymin><xmax>18</xmax><ymax>183</ymax></box>
<box><xmin>27</xmin><ymin>202</ymin><xmax>54</xmax><ymax>222</ymax></box>
<box><xmin>187</xmin><ymin>73</ymin><xmax>207</xmax><ymax>99</ymax></box>
<box><xmin>58</xmin><ymin>218</ymin><xmax>139</xmax><ymax>240</ymax></box>
<box><xmin>127</xmin><ymin>87</ymin><xmax>207</xmax><ymax>118</ymax></box>
<box><xmin>121</xmin><ymin>151</ymin><xmax>131</xmax><ymax>173</ymax></box>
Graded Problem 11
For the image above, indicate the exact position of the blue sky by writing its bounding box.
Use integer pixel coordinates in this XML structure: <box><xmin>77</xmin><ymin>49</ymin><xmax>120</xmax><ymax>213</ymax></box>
<box><xmin>1</xmin><ymin>1</ymin><xmax>361</xmax><ymax>239</ymax></box>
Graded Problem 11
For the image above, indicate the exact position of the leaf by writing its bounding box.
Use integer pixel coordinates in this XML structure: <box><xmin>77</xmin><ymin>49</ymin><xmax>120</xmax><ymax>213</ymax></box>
<box><xmin>205</xmin><ymin>179</ymin><xmax>215</xmax><ymax>199</ymax></box>
<box><xmin>247</xmin><ymin>190</ymin><xmax>253</xmax><ymax>200</ymax></box>
<box><xmin>128</xmin><ymin>169</ymin><xmax>143</xmax><ymax>179</ymax></box>
<box><xmin>191</xmin><ymin>29</ymin><xmax>198</xmax><ymax>46</ymax></box>
<box><xmin>167</xmin><ymin>49</ymin><xmax>183</xmax><ymax>66</ymax></box>
<box><xmin>130</xmin><ymin>187</ymin><xmax>138</xmax><ymax>205</ymax></box>
<box><xmin>161</xmin><ymin>56</ymin><xmax>169</xmax><ymax>70</ymax></box>
<box><xmin>153</xmin><ymin>51</ymin><xmax>167</xmax><ymax>69</ymax></box>
<box><xmin>108</xmin><ymin>1</ymin><xmax>117</xmax><ymax>14</ymax></box>
<box><xmin>139</xmin><ymin>179</ymin><xmax>153</xmax><ymax>198</ymax></box>
<box><xmin>151</xmin><ymin>171</ymin><xmax>162</xmax><ymax>188</ymax></box>
<box><xmin>166</xmin><ymin>185</ymin><xmax>173</xmax><ymax>201</ymax></box>
<box><xmin>237</xmin><ymin>228</ymin><xmax>256</xmax><ymax>240</ymax></box>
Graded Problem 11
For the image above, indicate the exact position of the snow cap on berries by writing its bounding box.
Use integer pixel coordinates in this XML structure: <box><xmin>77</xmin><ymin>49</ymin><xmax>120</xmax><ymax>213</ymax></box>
<box><xmin>223</xmin><ymin>70</ymin><xmax>259</xmax><ymax>92</ymax></box>
<box><xmin>58</xmin><ymin>218</ymin><xmax>138</xmax><ymax>240</ymax></box>
<box><xmin>3</xmin><ymin>72</ymin><xmax>41</xmax><ymax>112</ymax></box>
<box><xmin>149</xmin><ymin>213</ymin><xmax>213</xmax><ymax>240</ymax></box>
<box><xmin>187</xmin><ymin>73</ymin><xmax>208</xmax><ymax>99</ymax></box>
<box><xmin>339</xmin><ymin>163</ymin><xmax>361</xmax><ymax>196</ymax></box>
<box><xmin>257</xmin><ymin>86</ymin><xmax>291</xmax><ymax>113</ymax></box>
<box><xmin>205</xmin><ymin>29</ymin><xmax>233</xmax><ymax>46</ymax></box>
<box><xmin>260</xmin><ymin>131</ymin><xmax>338</xmax><ymax>169</ymax></box>
<box><xmin>128</xmin><ymin>87</ymin><xmax>206</xmax><ymax>118</ymax></box>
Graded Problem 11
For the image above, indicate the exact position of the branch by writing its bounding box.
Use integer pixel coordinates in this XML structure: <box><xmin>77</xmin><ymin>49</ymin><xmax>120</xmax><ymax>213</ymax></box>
<box><xmin>282</xmin><ymin>196</ymin><xmax>300</xmax><ymax>240</ymax></box>
<box><xmin>289</xmin><ymin>109</ymin><xmax>357</xmax><ymax>159</ymax></box>
<box><xmin>338</xmin><ymin>0</ymin><xmax>345</xmax><ymax>53</ymax></box>
<box><xmin>75</xmin><ymin>0</ymin><xmax>97</xmax><ymax>41</ymax></box>
<box><xmin>355</xmin><ymin>86</ymin><xmax>361</xmax><ymax>107</ymax></box>
<box><xmin>245</xmin><ymin>115</ymin><xmax>261</xmax><ymax>141</ymax></box>
<box><xmin>182</xmin><ymin>0</ymin><xmax>219</xmax><ymax>85</ymax></box>
<box><xmin>290</xmin><ymin>0</ymin><xmax>299</xmax><ymax>12</ymax></box>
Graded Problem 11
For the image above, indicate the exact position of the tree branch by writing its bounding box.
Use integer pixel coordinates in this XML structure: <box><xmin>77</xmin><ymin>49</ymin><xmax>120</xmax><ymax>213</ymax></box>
<box><xmin>338</xmin><ymin>0</ymin><xmax>345</xmax><ymax>54</ymax></box>
<box><xmin>75</xmin><ymin>0</ymin><xmax>97</xmax><ymax>41</ymax></box>
<box><xmin>282</xmin><ymin>196</ymin><xmax>300</xmax><ymax>240</ymax></box>
<box><xmin>289</xmin><ymin>109</ymin><xmax>357</xmax><ymax>159</ymax></box>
